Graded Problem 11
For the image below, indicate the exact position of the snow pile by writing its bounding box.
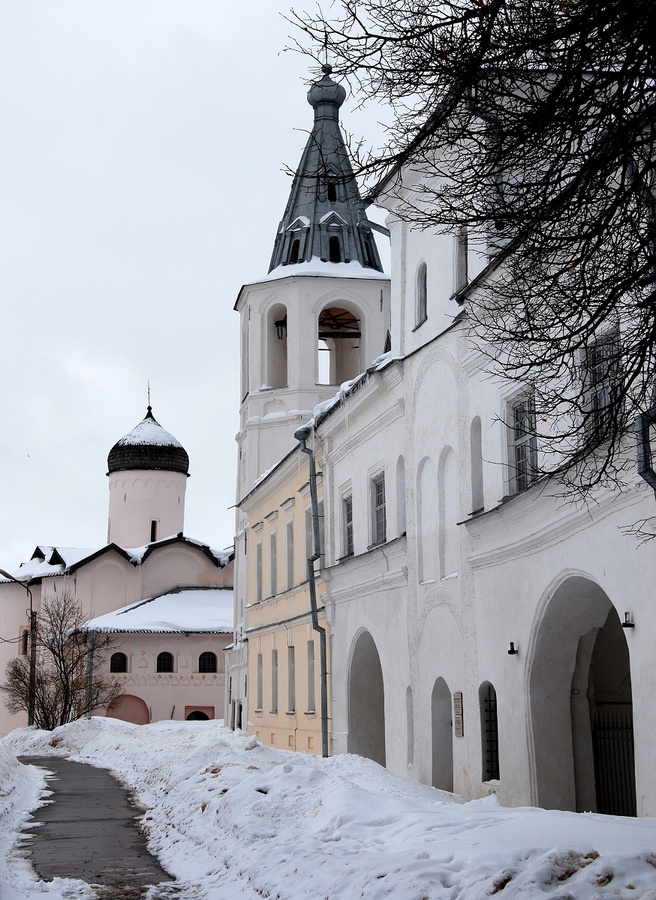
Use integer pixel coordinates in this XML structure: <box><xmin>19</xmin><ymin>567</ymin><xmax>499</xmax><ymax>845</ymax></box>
<box><xmin>2</xmin><ymin>719</ymin><xmax>656</xmax><ymax>899</ymax></box>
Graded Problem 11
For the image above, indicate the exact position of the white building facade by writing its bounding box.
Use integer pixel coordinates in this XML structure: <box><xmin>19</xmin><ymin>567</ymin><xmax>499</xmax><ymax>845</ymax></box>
<box><xmin>228</xmin><ymin>67</ymin><xmax>656</xmax><ymax>818</ymax></box>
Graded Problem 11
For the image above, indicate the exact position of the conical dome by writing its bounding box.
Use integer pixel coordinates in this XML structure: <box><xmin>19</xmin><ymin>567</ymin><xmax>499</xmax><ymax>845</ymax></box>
<box><xmin>107</xmin><ymin>407</ymin><xmax>189</xmax><ymax>476</ymax></box>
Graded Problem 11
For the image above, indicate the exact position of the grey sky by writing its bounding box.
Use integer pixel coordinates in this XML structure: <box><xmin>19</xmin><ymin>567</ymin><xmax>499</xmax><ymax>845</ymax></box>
<box><xmin>0</xmin><ymin>2</ymin><xmax>389</xmax><ymax>568</ymax></box>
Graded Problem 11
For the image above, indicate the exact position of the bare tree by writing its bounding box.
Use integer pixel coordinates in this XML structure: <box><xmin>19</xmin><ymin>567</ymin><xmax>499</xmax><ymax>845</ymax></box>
<box><xmin>1</xmin><ymin>590</ymin><xmax>124</xmax><ymax>730</ymax></box>
<box><xmin>289</xmin><ymin>0</ymin><xmax>656</xmax><ymax>494</ymax></box>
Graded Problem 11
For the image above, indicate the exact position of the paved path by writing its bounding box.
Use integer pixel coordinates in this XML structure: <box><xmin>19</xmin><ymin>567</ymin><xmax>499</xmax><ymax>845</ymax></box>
<box><xmin>18</xmin><ymin>756</ymin><xmax>176</xmax><ymax>898</ymax></box>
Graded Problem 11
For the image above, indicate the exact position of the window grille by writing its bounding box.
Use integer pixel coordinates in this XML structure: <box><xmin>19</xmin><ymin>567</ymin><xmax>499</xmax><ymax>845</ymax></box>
<box><xmin>110</xmin><ymin>652</ymin><xmax>127</xmax><ymax>673</ymax></box>
<box><xmin>199</xmin><ymin>651</ymin><xmax>217</xmax><ymax>674</ymax></box>
<box><xmin>156</xmin><ymin>651</ymin><xmax>174</xmax><ymax>674</ymax></box>
<box><xmin>480</xmin><ymin>682</ymin><xmax>500</xmax><ymax>781</ymax></box>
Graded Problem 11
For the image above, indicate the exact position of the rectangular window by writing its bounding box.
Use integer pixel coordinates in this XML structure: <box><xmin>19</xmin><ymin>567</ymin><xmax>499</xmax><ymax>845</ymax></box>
<box><xmin>305</xmin><ymin>508</ymin><xmax>313</xmax><ymax>573</ymax></box>
<box><xmin>584</xmin><ymin>331</ymin><xmax>621</xmax><ymax>444</ymax></box>
<box><xmin>271</xmin><ymin>649</ymin><xmax>278</xmax><ymax>714</ymax></box>
<box><xmin>287</xmin><ymin>646</ymin><xmax>295</xmax><ymax>713</ymax></box>
<box><xmin>255</xmin><ymin>542</ymin><xmax>263</xmax><ymax>602</ymax></box>
<box><xmin>343</xmin><ymin>495</ymin><xmax>354</xmax><ymax>557</ymax></box>
<box><xmin>317</xmin><ymin>500</ymin><xmax>325</xmax><ymax>566</ymax></box>
<box><xmin>270</xmin><ymin>532</ymin><xmax>277</xmax><ymax>597</ymax></box>
<box><xmin>286</xmin><ymin>522</ymin><xmax>294</xmax><ymax>590</ymax></box>
<box><xmin>371</xmin><ymin>473</ymin><xmax>386</xmax><ymax>545</ymax></box>
<box><xmin>509</xmin><ymin>395</ymin><xmax>537</xmax><ymax>493</ymax></box>
<box><xmin>307</xmin><ymin>640</ymin><xmax>316</xmax><ymax>713</ymax></box>
<box><xmin>256</xmin><ymin>653</ymin><xmax>263</xmax><ymax>712</ymax></box>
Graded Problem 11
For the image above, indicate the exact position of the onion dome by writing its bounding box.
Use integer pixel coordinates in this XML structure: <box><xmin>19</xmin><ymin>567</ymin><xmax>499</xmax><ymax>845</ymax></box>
<box><xmin>107</xmin><ymin>407</ymin><xmax>189</xmax><ymax>476</ymax></box>
<box><xmin>307</xmin><ymin>64</ymin><xmax>346</xmax><ymax>115</ymax></box>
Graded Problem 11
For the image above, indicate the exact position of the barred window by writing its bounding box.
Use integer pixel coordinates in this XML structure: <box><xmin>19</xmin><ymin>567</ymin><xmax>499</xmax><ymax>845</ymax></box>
<box><xmin>199</xmin><ymin>652</ymin><xmax>217</xmax><ymax>674</ymax></box>
<box><xmin>110</xmin><ymin>652</ymin><xmax>127</xmax><ymax>673</ymax></box>
<box><xmin>156</xmin><ymin>651</ymin><xmax>174</xmax><ymax>674</ymax></box>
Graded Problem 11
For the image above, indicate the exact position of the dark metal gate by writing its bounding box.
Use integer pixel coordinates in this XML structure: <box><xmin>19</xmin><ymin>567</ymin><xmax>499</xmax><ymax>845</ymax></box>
<box><xmin>592</xmin><ymin>703</ymin><xmax>636</xmax><ymax>817</ymax></box>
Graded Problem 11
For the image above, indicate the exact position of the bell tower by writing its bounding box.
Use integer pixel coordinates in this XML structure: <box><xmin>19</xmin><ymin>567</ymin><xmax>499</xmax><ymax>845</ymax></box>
<box><xmin>234</xmin><ymin>65</ymin><xmax>391</xmax><ymax>497</ymax></box>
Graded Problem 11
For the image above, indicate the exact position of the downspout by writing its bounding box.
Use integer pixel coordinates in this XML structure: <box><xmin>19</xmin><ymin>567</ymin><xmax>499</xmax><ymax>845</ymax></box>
<box><xmin>294</xmin><ymin>424</ymin><xmax>329</xmax><ymax>758</ymax></box>
<box><xmin>85</xmin><ymin>629</ymin><xmax>97</xmax><ymax>718</ymax></box>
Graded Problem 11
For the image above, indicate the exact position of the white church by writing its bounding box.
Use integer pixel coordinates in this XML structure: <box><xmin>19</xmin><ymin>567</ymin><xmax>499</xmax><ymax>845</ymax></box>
<box><xmin>227</xmin><ymin>65</ymin><xmax>656</xmax><ymax>819</ymax></box>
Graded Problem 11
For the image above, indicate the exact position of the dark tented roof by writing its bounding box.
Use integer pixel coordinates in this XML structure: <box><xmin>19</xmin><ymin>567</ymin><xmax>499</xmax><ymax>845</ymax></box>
<box><xmin>268</xmin><ymin>65</ymin><xmax>383</xmax><ymax>274</ymax></box>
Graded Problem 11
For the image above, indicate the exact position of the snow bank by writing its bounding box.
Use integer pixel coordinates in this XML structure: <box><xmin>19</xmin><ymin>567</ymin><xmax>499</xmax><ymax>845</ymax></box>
<box><xmin>2</xmin><ymin>719</ymin><xmax>656</xmax><ymax>899</ymax></box>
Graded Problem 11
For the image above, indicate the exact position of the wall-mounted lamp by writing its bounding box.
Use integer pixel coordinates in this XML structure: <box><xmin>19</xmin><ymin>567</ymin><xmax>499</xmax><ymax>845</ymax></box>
<box><xmin>508</xmin><ymin>641</ymin><xmax>518</xmax><ymax>655</ymax></box>
<box><xmin>621</xmin><ymin>611</ymin><xmax>635</xmax><ymax>629</ymax></box>
<box><xmin>274</xmin><ymin>317</ymin><xmax>287</xmax><ymax>340</ymax></box>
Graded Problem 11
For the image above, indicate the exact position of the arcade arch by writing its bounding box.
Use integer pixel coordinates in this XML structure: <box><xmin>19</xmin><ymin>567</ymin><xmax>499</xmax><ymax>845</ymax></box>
<box><xmin>529</xmin><ymin>576</ymin><xmax>635</xmax><ymax>816</ymax></box>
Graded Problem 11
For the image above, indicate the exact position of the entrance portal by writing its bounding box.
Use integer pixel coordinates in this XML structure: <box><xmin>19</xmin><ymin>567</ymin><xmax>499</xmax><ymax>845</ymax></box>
<box><xmin>529</xmin><ymin>577</ymin><xmax>635</xmax><ymax>815</ymax></box>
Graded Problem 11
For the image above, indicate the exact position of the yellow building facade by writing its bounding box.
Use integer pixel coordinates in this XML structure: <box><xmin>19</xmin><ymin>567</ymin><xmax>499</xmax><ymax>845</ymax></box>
<box><xmin>240</xmin><ymin>446</ymin><xmax>330</xmax><ymax>755</ymax></box>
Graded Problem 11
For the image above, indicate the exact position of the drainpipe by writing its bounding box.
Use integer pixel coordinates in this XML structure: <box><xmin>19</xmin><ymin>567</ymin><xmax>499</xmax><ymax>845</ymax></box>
<box><xmin>85</xmin><ymin>629</ymin><xmax>97</xmax><ymax>718</ymax></box>
<box><xmin>294</xmin><ymin>424</ymin><xmax>329</xmax><ymax>758</ymax></box>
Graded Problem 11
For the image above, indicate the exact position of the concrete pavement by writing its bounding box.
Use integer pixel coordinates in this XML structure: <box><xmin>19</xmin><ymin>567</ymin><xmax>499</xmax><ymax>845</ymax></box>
<box><xmin>18</xmin><ymin>756</ymin><xmax>176</xmax><ymax>898</ymax></box>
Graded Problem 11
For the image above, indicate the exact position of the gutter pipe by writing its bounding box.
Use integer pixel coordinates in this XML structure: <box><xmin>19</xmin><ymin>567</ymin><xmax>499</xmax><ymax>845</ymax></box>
<box><xmin>294</xmin><ymin>424</ymin><xmax>329</xmax><ymax>758</ymax></box>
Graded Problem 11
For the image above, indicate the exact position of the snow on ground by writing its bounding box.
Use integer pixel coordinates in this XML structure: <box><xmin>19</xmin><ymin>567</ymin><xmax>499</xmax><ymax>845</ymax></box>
<box><xmin>1</xmin><ymin>719</ymin><xmax>656</xmax><ymax>899</ymax></box>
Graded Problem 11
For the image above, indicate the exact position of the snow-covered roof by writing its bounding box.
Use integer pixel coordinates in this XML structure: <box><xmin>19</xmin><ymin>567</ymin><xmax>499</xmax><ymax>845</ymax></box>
<box><xmin>81</xmin><ymin>587</ymin><xmax>234</xmax><ymax>634</ymax></box>
<box><xmin>248</xmin><ymin>258</ymin><xmax>390</xmax><ymax>287</ymax></box>
<box><xmin>1</xmin><ymin>535</ymin><xmax>233</xmax><ymax>582</ymax></box>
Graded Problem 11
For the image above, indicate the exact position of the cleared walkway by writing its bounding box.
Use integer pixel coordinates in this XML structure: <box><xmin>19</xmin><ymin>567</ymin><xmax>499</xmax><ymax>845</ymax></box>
<box><xmin>19</xmin><ymin>756</ymin><xmax>176</xmax><ymax>898</ymax></box>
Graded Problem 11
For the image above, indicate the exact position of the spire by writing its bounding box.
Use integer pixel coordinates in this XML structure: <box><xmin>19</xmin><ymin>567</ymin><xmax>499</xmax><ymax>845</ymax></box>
<box><xmin>268</xmin><ymin>66</ymin><xmax>383</xmax><ymax>274</ymax></box>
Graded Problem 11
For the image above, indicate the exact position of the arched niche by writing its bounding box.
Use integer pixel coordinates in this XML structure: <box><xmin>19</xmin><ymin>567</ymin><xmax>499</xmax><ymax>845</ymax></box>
<box><xmin>348</xmin><ymin>630</ymin><xmax>386</xmax><ymax>767</ymax></box>
<box><xmin>417</xmin><ymin>456</ymin><xmax>438</xmax><ymax>582</ymax></box>
<box><xmin>107</xmin><ymin>694</ymin><xmax>149</xmax><ymax>726</ymax></box>
<box><xmin>431</xmin><ymin>677</ymin><xmax>454</xmax><ymax>791</ymax></box>
<box><xmin>265</xmin><ymin>302</ymin><xmax>288</xmax><ymax>389</ymax></box>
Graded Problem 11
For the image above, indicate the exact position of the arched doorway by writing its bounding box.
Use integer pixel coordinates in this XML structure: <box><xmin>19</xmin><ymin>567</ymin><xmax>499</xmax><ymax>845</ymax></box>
<box><xmin>107</xmin><ymin>694</ymin><xmax>149</xmax><ymax>725</ymax></box>
<box><xmin>348</xmin><ymin>631</ymin><xmax>386</xmax><ymax>766</ymax></box>
<box><xmin>431</xmin><ymin>677</ymin><xmax>453</xmax><ymax>791</ymax></box>
<box><xmin>186</xmin><ymin>711</ymin><xmax>210</xmax><ymax>721</ymax></box>
<box><xmin>529</xmin><ymin>577</ymin><xmax>635</xmax><ymax>815</ymax></box>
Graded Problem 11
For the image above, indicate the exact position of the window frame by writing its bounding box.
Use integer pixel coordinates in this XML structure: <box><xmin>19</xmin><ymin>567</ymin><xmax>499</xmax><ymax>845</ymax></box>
<box><xmin>343</xmin><ymin>494</ymin><xmax>354</xmax><ymax>557</ymax></box>
<box><xmin>508</xmin><ymin>393</ymin><xmax>538</xmax><ymax>494</ymax></box>
<box><xmin>156</xmin><ymin>651</ymin><xmax>174</xmax><ymax>674</ymax></box>
<box><xmin>370</xmin><ymin>472</ymin><xmax>387</xmax><ymax>547</ymax></box>
<box><xmin>199</xmin><ymin>651</ymin><xmax>217</xmax><ymax>674</ymax></box>
<box><xmin>414</xmin><ymin>261</ymin><xmax>428</xmax><ymax>329</ymax></box>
